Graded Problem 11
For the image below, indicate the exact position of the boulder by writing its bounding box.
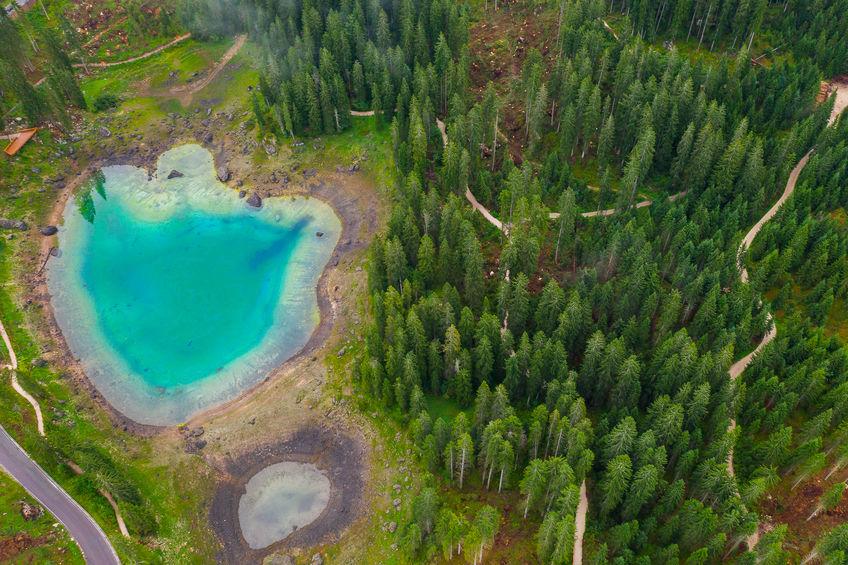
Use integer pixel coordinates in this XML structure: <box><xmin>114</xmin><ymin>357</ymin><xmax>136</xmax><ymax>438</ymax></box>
<box><xmin>216</xmin><ymin>165</ymin><xmax>230</xmax><ymax>182</ymax></box>
<box><xmin>167</xmin><ymin>170</ymin><xmax>184</xmax><ymax>179</ymax></box>
<box><xmin>19</xmin><ymin>501</ymin><xmax>43</xmax><ymax>521</ymax></box>
<box><xmin>238</xmin><ymin>190</ymin><xmax>246</xmax><ymax>198</ymax></box>
<box><xmin>303</xmin><ymin>168</ymin><xmax>317</xmax><ymax>178</ymax></box>
<box><xmin>0</xmin><ymin>219</ymin><xmax>27</xmax><ymax>231</ymax></box>
<box><xmin>246</xmin><ymin>193</ymin><xmax>262</xmax><ymax>208</ymax></box>
<box><xmin>99</xmin><ymin>127</ymin><xmax>111</xmax><ymax>138</ymax></box>
<box><xmin>311</xmin><ymin>555</ymin><xmax>324</xmax><ymax>565</ymax></box>
<box><xmin>40</xmin><ymin>226</ymin><xmax>58</xmax><ymax>236</ymax></box>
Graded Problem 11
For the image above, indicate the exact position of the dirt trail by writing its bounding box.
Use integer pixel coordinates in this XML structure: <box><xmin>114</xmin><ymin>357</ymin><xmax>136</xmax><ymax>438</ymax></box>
<box><xmin>0</xmin><ymin>317</ymin><xmax>44</xmax><ymax>436</ymax></box>
<box><xmin>727</xmin><ymin>82</ymin><xmax>847</xmax><ymax>551</ymax></box>
<box><xmin>170</xmin><ymin>34</ymin><xmax>246</xmax><ymax>105</ymax></box>
<box><xmin>66</xmin><ymin>461</ymin><xmax>130</xmax><ymax>538</ymax></box>
<box><xmin>75</xmin><ymin>33</ymin><xmax>191</xmax><ymax>69</ymax></box>
<box><xmin>573</xmin><ymin>480</ymin><xmax>588</xmax><ymax>565</ymax></box>
<box><xmin>465</xmin><ymin>188</ymin><xmax>505</xmax><ymax>231</ymax></box>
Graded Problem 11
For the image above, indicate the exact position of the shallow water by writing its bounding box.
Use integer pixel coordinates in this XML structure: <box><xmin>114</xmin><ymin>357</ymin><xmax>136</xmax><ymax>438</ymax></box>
<box><xmin>47</xmin><ymin>145</ymin><xmax>341</xmax><ymax>424</ymax></box>
<box><xmin>238</xmin><ymin>461</ymin><xmax>331</xmax><ymax>549</ymax></box>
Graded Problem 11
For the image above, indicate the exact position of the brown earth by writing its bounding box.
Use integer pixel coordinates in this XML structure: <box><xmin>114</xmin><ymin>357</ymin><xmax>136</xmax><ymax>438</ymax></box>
<box><xmin>468</xmin><ymin>1</ymin><xmax>558</xmax><ymax>162</ymax></box>
<box><xmin>0</xmin><ymin>532</ymin><xmax>55</xmax><ymax>562</ymax></box>
<box><xmin>759</xmin><ymin>464</ymin><xmax>848</xmax><ymax>557</ymax></box>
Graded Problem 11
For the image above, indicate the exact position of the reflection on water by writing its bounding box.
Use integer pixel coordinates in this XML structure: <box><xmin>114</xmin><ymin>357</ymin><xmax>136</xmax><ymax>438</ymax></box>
<box><xmin>238</xmin><ymin>462</ymin><xmax>331</xmax><ymax>549</ymax></box>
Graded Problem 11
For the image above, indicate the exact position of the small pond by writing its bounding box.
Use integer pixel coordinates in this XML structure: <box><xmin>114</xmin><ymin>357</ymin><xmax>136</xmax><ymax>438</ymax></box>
<box><xmin>237</xmin><ymin>461</ymin><xmax>331</xmax><ymax>549</ymax></box>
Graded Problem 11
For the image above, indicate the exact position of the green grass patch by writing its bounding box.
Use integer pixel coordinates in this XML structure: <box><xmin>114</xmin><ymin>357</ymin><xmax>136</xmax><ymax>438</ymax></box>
<box><xmin>296</xmin><ymin>116</ymin><xmax>395</xmax><ymax>189</ymax></box>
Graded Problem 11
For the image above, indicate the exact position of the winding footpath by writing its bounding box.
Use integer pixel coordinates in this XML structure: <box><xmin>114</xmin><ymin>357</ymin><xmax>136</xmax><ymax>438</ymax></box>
<box><xmin>0</xmin><ymin>318</ymin><xmax>120</xmax><ymax>564</ymax></box>
<box><xmin>0</xmin><ymin>319</ymin><xmax>44</xmax><ymax>436</ymax></box>
<box><xmin>728</xmin><ymin>82</ymin><xmax>847</xmax><ymax>551</ymax></box>
<box><xmin>74</xmin><ymin>33</ymin><xmax>192</xmax><ymax>69</ymax></box>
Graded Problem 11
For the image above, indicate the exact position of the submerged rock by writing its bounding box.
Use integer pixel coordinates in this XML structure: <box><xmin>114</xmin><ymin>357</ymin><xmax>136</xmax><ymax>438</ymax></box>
<box><xmin>0</xmin><ymin>219</ymin><xmax>27</xmax><ymax>230</ymax></box>
<box><xmin>316</xmin><ymin>231</ymin><xmax>324</xmax><ymax>237</ymax></box>
<box><xmin>217</xmin><ymin>165</ymin><xmax>230</xmax><ymax>182</ymax></box>
<box><xmin>167</xmin><ymin>170</ymin><xmax>184</xmax><ymax>179</ymax></box>
<box><xmin>246</xmin><ymin>193</ymin><xmax>262</xmax><ymax>208</ymax></box>
<box><xmin>40</xmin><ymin>226</ymin><xmax>58</xmax><ymax>236</ymax></box>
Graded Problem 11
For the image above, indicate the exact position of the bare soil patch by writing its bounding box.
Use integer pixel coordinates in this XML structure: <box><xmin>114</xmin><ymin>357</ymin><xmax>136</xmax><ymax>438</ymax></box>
<box><xmin>760</xmin><ymin>465</ymin><xmax>848</xmax><ymax>557</ymax></box>
<box><xmin>469</xmin><ymin>1</ymin><xmax>558</xmax><ymax>161</ymax></box>
<box><xmin>0</xmin><ymin>532</ymin><xmax>54</xmax><ymax>561</ymax></box>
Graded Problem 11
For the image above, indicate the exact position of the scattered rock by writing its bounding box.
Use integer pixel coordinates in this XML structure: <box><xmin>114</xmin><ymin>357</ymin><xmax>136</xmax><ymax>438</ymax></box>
<box><xmin>19</xmin><ymin>501</ymin><xmax>43</xmax><ymax>521</ymax></box>
<box><xmin>40</xmin><ymin>226</ymin><xmax>58</xmax><ymax>236</ymax></box>
<box><xmin>184</xmin><ymin>438</ymin><xmax>207</xmax><ymax>454</ymax></box>
<box><xmin>265</xmin><ymin>143</ymin><xmax>277</xmax><ymax>155</ymax></box>
<box><xmin>217</xmin><ymin>165</ymin><xmax>230</xmax><ymax>182</ymax></box>
<box><xmin>167</xmin><ymin>170</ymin><xmax>184</xmax><ymax>179</ymax></box>
<box><xmin>0</xmin><ymin>219</ymin><xmax>27</xmax><ymax>230</ymax></box>
<box><xmin>246</xmin><ymin>193</ymin><xmax>262</xmax><ymax>208</ymax></box>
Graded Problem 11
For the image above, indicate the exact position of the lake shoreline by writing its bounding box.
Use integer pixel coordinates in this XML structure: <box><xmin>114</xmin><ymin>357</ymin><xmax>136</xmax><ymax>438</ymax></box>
<box><xmin>27</xmin><ymin>140</ymin><xmax>376</xmax><ymax>436</ymax></box>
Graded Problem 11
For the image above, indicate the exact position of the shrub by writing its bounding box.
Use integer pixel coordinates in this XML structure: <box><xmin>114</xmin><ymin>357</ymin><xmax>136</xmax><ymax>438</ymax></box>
<box><xmin>91</xmin><ymin>93</ymin><xmax>120</xmax><ymax>112</ymax></box>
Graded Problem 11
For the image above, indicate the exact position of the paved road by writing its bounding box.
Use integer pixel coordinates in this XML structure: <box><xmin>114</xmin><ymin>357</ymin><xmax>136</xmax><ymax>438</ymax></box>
<box><xmin>0</xmin><ymin>428</ymin><xmax>120</xmax><ymax>564</ymax></box>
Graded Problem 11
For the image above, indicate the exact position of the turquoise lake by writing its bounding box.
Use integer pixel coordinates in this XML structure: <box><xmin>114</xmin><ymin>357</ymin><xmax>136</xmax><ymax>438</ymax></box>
<box><xmin>47</xmin><ymin>145</ymin><xmax>341</xmax><ymax>425</ymax></box>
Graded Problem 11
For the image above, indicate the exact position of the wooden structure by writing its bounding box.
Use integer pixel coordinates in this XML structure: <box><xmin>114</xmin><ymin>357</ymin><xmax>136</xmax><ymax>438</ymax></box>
<box><xmin>3</xmin><ymin>127</ymin><xmax>38</xmax><ymax>156</ymax></box>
